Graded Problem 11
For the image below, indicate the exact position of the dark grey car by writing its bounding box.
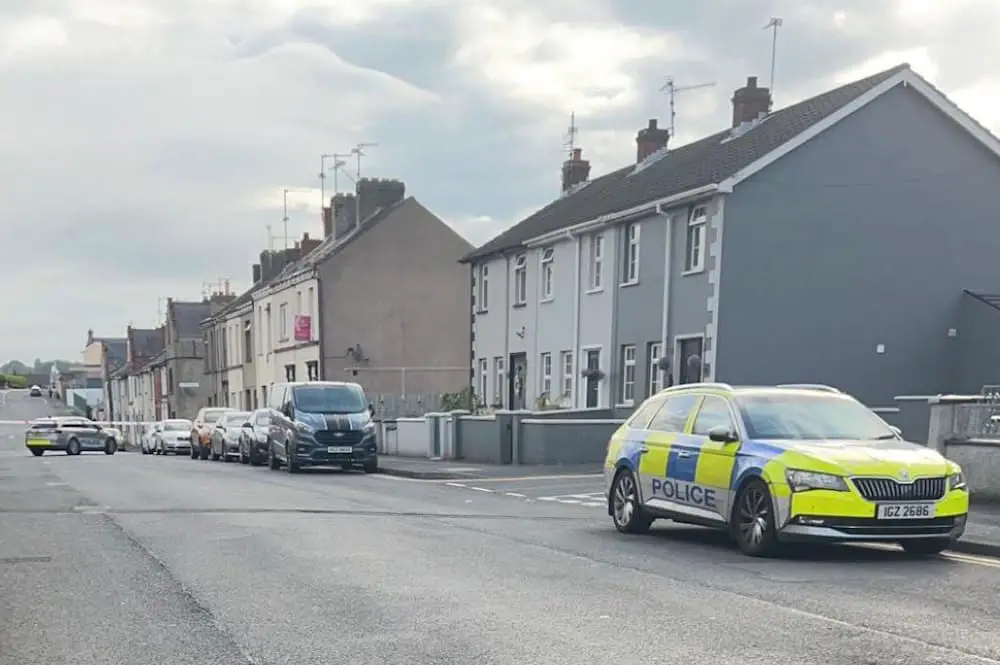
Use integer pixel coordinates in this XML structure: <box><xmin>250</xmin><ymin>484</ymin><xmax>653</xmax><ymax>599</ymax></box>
<box><xmin>210</xmin><ymin>411</ymin><xmax>251</xmax><ymax>462</ymax></box>
<box><xmin>24</xmin><ymin>417</ymin><xmax>118</xmax><ymax>456</ymax></box>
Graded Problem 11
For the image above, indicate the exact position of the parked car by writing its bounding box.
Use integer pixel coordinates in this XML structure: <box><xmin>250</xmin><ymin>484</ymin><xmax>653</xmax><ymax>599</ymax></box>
<box><xmin>29</xmin><ymin>385</ymin><xmax>42</xmax><ymax>397</ymax></box>
<box><xmin>155</xmin><ymin>419</ymin><xmax>193</xmax><ymax>455</ymax></box>
<box><xmin>24</xmin><ymin>417</ymin><xmax>117</xmax><ymax>456</ymax></box>
<box><xmin>103</xmin><ymin>426</ymin><xmax>123</xmax><ymax>450</ymax></box>
<box><xmin>265</xmin><ymin>381</ymin><xmax>378</xmax><ymax>474</ymax></box>
<box><xmin>210</xmin><ymin>411</ymin><xmax>251</xmax><ymax>462</ymax></box>
<box><xmin>140</xmin><ymin>423</ymin><xmax>160</xmax><ymax>454</ymax></box>
<box><xmin>238</xmin><ymin>409</ymin><xmax>274</xmax><ymax>466</ymax></box>
<box><xmin>190</xmin><ymin>407</ymin><xmax>236</xmax><ymax>460</ymax></box>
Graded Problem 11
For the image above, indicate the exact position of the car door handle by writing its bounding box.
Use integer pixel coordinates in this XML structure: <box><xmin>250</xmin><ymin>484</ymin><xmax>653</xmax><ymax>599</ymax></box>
<box><xmin>676</xmin><ymin>451</ymin><xmax>692</xmax><ymax>458</ymax></box>
<box><xmin>638</xmin><ymin>445</ymin><xmax>649</xmax><ymax>453</ymax></box>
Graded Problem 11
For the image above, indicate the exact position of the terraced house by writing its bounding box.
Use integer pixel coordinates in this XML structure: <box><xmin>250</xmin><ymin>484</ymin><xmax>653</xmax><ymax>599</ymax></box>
<box><xmin>463</xmin><ymin>64</ymin><xmax>1000</xmax><ymax>414</ymax></box>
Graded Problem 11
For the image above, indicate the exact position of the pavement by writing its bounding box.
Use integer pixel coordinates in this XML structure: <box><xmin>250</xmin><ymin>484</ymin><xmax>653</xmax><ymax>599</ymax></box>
<box><xmin>6</xmin><ymin>391</ymin><xmax>1000</xmax><ymax>662</ymax></box>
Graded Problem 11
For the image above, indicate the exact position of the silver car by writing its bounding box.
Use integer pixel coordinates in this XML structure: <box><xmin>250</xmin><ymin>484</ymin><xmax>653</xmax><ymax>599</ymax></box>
<box><xmin>154</xmin><ymin>419</ymin><xmax>194</xmax><ymax>455</ymax></box>
<box><xmin>24</xmin><ymin>417</ymin><xmax>117</xmax><ymax>456</ymax></box>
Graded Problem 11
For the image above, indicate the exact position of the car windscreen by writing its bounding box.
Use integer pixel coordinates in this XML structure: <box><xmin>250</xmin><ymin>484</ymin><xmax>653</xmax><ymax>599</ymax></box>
<box><xmin>223</xmin><ymin>412</ymin><xmax>251</xmax><ymax>424</ymax></box>
<box><xmin>292</xmin><ymin>385</ymin><xmax>366</xmax><ymax>414</ymax></box>
<box><xmin>163</xmin><ymin>422</ymin><xmax>190</xmax><ymax>431</ymax></box>
<box><xmin>202</xmin><ymin>409</ymin><xmax>231</xmax><ymax>422</ymax></box>
<box><xmin>735</xmin><ymin>393</ymin><xmax>897</xmax><ymax>441</ymax></box>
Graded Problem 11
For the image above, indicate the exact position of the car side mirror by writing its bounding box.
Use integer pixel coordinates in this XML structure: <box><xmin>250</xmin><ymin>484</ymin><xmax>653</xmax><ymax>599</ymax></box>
<box><xmin>707</xmin><ymin>425</ymin><xmax>738</xmax><ymax>443</ymax></box>
<box><xmin>242</xmin><ymin>422</ymin><xmax>253</xmax><ymax>429</ymax></box>
<box><xmin>368</xmin><ymin>403</ymin><xmax>375</xmax><ymax>416</ymax></box>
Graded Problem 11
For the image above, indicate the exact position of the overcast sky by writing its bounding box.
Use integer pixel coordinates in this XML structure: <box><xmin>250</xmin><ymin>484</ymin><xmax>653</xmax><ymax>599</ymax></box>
<box><xmin>2</xmin><ymin>0</ymin><xmax>998</xmax><ymax>362</ymax></box>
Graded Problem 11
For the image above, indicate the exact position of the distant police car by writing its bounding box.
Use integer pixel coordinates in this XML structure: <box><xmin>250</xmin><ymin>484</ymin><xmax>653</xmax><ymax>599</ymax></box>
<box><xmin>605</xmin><ymin>383</ymin><xmax>969</xmax><ymax>557</ymax></box>
<box><xmin>24</xmin><ymin>417</ymin><xmax>118</xmax><ymax>456</ymax></box>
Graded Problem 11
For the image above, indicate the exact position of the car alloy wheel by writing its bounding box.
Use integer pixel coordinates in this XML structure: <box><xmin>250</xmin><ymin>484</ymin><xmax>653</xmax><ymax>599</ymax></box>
<box><xmin>733</xmin><ymin>479</ymin><xmax>778</xmax><ymax>557</ymax></box>
<box><xmin>611</xmin><ymin>470</ymin><xmax>653</xmax><ymax>534</ymax></box>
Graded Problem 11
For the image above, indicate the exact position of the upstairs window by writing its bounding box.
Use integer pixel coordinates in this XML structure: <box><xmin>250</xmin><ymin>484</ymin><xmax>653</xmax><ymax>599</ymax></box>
<box><xmin>621</xmin><ymin>223</ymin><xmax>640</xmax><ymax>284</ymax></box>
<box><xmin>540</xmin><ymin>248</ymin><xmax>554</xmax><ymax>300</ymax></box>
<box><xmin>685</xmin><ymin>205</ymin><xmax>708</xmax><ymax>273</ymax></box>
<box><xmin>513</xmin><ymin>254</ymin><xmax>527</xmax><ymax>305</ymax></box>
<box><xmin>477</xmin><ymin>263</ymin><xmax>489</xmax><ymax>311</ymax></box>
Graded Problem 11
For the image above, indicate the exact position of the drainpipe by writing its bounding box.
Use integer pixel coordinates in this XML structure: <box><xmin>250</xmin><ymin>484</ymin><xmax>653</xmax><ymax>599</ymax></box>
<box><xmin>502</xmin><ymin>254</ymin><xmax>511</xmax><ymax>406</ymax></box>
<box><xmin>657</xmin><ymin>203</ymin><xmax>672</xmax><ymax>384</ymax></box>
<box><xmin>570</xmin><ymin>231</ymin><xmax>581</xmax><ymax>408</ymax></box>
<box><xmin>317</xmin><ymin>273</ymin><xmax>327</xmax><ymax>380</ymax></box>
<box><xmin>607</xmin><ymin>227</ymin><xmax>620</xmax><ymax>409</ymax></box>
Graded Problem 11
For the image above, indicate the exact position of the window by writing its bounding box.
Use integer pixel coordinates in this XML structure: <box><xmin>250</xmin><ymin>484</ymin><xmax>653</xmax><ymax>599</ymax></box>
<box><xmin>539</xmin><ymin>353</ymin><xmax>552</xmax><ymax>397</ymax></box>
<box><xmin>560</xmin><ymin>351</ymin><xmax>573</xmax><ymax>398</ymax></box>
<box><xmin>296</xmin><ymin>290</ymin><xmax>302</xmax><ymax>315</ymax></box>
<box><xmin>265</xmin><ymin>308</ymin><xmax>272</xmax><ymax>351</ymax></box>
<box><xmin>685</xmin><ymin>205</ymin><xmax>708</xmax><ymax>273</ymax></box>
<box><xmin>477</xmin><ymin>264</ymin><xmax>489</xmax><ymax>311</ymax></box>
<box><xmin>244</xmin><ymin>322</ymin><xmax>252</xmax><ymax>362</ymax></box>
<box><xmin>735</xmin><ymin>393</ymin><xmax>896</xmax><ymax>441</ymax></box>
<box><xmin>307</xmin><ymin>287</ymin><xmax>314</xmax><ymax>319</ymax></box>
<box><xmin>539</xmin><ymin>248</ymin><xmax>554</xmax><ymax>300</ymax></box>
<box><xmin>494</xmin><ymin>357</ymin><xmax>505</xmax><ymax>407</ymax></box>
<box><xmin>621</xmin><ymin>223</ymin><xmax>640</xmax><ymax>283</ymax></box>
<box><xmin>619</xmin><ymin>344</ymin><xmax>636</xmax><ymax>404</ymax></box>
<box><xmin>627</xmin><ymin>396</ymin><xmax>665</xmax><ymax>429</ymax></box>
<box><xmin>257</xmin><ymin>307</ymin><xmax>264</xmax><ymax>355</ymax></box>
<box><xmin>647</xmin><ymin>342</ymin><xmax>663</xmax><ymax>396</ymax></box>
<box><xmin>649</xmin><ymin>394</ymin><xmax>698</xmax><ymax>432</ymax></box>
<box><xmin>278</xmin><ymin>303</ymin><xmax>288</xmax><ymax>339</ymax></box>
<box><xmin>588</xmin><ymin>233</ymin><xmax>604</xmax><ymax>290</ymax></box>
<box><xmin>306</xmin><ymin>360</ymin><xmax>319</xmax><ymax>381</ymax></box>
<box><xmin>692</xmin><ymin>396</ymin><xmax>735</xmax><ymax>435</ymax></box>
<box><xmin>478</xmin><ymin>358</ymin><xmax>489</xmax><ymax>403</ymax></box>
<box><xmin>292</xmin><ymin>384</ymin><xmax>368</xmax><ymax>414</ymax></box>
<box><xmin>513</xmin><ymin>254</ymin><xmax>527</xmax><ymax>305</ymax></box>
<box><xmin>284</xmin><ymin>364</ymin><xmax>296</xmax><ymax>381</ymax></box>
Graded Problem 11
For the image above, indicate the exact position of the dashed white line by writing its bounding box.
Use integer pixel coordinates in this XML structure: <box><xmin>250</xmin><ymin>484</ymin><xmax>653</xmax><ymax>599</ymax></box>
<box><xmin>445</xmin><ymin>482</ymin><xmax>467</xmax><ymax>488</ymax></box>
<box><xmin>505</xmin><ymin>492</ymin><xmax>526</xmax><ymax>498</ymax></box>
<box><xmin>469</xmin><ymin>486</ymin><xmax>494</xmax><ymax>493</ymax></box>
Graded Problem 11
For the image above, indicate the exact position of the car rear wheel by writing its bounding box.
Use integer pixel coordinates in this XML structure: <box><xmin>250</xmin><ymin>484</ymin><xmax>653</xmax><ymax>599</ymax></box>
<box><xmin>66</xmin><ymin>438</ymin><xmax>81</xmax><ymax>456</ymax></box>
<box><xmin>268</xmin><ymin>443</ymin><xmax>280</xmax><ymax>470</ymax></box>
<box><xmin>900</xmin><ymin>538</ymin><xmax>951</xmax><ymax>556</ymax></box>
<box><xmin>732</xmin><ymin>479</ymin><xmax>779</xmax><ymax>557</ymax></box>
<box><xmin>610</xmin><ymin>469</ymin><xmax>654</xmax><ymax>534</ymax></box>
<box><xmin>285</xmin><ymin>449</ymin><xmax>299</xmax><ymax>474</ymax></box>
<box><xmin>104</xmin><ymin>439</ymin><xmax>117</xmax><ymax>455</ymax></box>
<box><xmin>30</xmin><ymin>449</ymin><xmax>43</xmax><ymax>457</ymax></box>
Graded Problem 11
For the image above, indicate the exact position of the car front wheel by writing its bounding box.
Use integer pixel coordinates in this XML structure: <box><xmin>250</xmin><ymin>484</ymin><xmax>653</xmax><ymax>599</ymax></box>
<box><xmin>732</xmin><ymin>479</ymin><xmax>779</xmax><ymax>557</ymax></box>
<box><xmin>610</xmin><ymin>469</ymin><xmax>654</xmax><ymax>534</ymax></box>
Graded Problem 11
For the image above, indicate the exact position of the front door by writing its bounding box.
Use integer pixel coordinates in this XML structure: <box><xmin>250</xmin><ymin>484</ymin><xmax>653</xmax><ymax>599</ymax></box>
<box><xmin>509</xmin><ymin>353</ymin><xmax>527</xmax><ymax>410</ymax></box>
<box><xmin>678</xmin><ymin>337</ymin><xmax>704</xmax><ymax>385</ymax></box>
<box><xmin>585</xmin><ymin>350</ymin><xmax>601</xmax><ymax>408</ymax></box>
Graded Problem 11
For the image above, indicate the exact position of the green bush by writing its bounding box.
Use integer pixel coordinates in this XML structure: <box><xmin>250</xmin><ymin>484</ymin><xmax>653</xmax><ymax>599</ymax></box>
<box><xmin>0</xmin><ymin>373</ymin><xmax>27</xmax><ymax>389</ymax></box>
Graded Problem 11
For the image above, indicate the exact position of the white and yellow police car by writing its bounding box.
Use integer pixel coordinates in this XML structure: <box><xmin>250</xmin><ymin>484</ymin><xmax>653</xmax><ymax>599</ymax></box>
<box><xmin>605</xmin><ymin>383</ymin><xmax>968</xmax><ymax>557</ymax></box>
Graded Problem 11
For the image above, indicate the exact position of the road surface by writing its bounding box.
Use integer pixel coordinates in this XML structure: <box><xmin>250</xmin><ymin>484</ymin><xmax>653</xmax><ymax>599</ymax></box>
<box><xmin>3</xmin><ymin>389</ymin><xmax>1000</xmax><ymax>663</ymax></box>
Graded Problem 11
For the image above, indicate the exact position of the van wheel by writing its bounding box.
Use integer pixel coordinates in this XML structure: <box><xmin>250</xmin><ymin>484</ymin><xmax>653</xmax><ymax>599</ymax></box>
<box><xmin>66</xmin><ymin>438</ymin><xmax>81</xmax><ymax>456</ymax></box>
<box><xmin>732</xmin><ymin>479</ymin><xmax>779</xmax><ymax>557</ymax></box>
<box><xmin>610</xmin><ymin>470</ymin><xmax>654</xmax><ymax>534</ymax></box>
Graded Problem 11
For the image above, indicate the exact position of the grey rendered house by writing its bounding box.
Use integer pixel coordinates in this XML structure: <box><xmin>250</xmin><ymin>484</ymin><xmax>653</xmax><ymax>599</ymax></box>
<box><xmin>462</xmin><ymin>63</ymin><xmax>1000</xmax><ymax>415</ymax></box>
<box><xmin>162</xmin><ymin>296</ymin><xmax>233</xmax><ymax>418</ymax></box>
<box><xmin>314</xmin><ymin>181</ymin><xmax>473</xmax><ymax>398</ymax></box>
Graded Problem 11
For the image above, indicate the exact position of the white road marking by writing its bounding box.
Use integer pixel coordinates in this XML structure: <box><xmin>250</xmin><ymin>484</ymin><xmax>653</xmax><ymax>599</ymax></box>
<box><xmin>469</xmin><ymin>486</ymin><xmax>494</xmax><ymax>493</ymax></box>
<box><xmin>445</xmin><ymin>482</ymin><xmax>467</xmax><ymax>488</ymax></box>
<box><xmin>505</xmin><ymin>492</ymin><xmax>526</xmax><ymax>498</ymax></box>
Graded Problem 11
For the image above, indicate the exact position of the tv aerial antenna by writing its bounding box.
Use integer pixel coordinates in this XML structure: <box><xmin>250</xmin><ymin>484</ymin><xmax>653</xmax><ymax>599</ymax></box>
<box><xmin>660</xmin><ymin>77</ymin><xmax>717</xmax><ymax>136</ymax></box>
<box><xmin>763</xmin><ymin>17</ymin><xmax>784</xmax><ymax>105</ymax></box>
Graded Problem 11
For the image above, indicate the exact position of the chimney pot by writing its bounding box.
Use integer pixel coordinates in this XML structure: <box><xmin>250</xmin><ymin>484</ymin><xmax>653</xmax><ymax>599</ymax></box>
<box><xmin>747</xmin><ymin>76</ymin><xmax>757</xmax><ymax>88</ymax></box>
<box><xmin>648</xmin><ymin>119</ymin><xmax>658</xmax><ymax>129</ymax></box>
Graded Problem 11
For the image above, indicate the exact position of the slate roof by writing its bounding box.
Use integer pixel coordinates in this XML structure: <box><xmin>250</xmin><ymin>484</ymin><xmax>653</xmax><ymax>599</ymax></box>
<box><xmin>171</xmin><ymin>301</ymin><xmax>212</xmax><ymax>338</ymax></box>
<box><xmin>129</xmin><ymin>327</ymin><xmax>165</xmax><ymax>359</ymax></box>
<box><xmin>98</xmin><ymin>338</ymin><xmax>127</xmax><ymax>361</ymax></box>
<box><xmin>462</xmin><ymin>63</ymin><xmax>910</xmax><ymax>263</ymax></box>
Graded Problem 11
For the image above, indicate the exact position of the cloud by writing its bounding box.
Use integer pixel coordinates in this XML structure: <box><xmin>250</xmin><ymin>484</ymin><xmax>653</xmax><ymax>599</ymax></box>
<box><xmin>1</xmin><ymin>0</ymin><xmax>999</xmax><ymax>361</ymax></box>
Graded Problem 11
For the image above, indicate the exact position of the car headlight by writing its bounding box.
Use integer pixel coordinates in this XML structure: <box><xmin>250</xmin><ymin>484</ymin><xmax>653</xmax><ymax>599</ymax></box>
<box><xmin>949</xmin><ymin>472</ymin><xmax>967</xmax><ymax>491</ymax></box>
<box><xmin>362</xmin><ymin>422</ymin><xmax>375</xmax><ymax>435</ymax></box>
<box><xmin>785</xmin><ymin>469</ymin><xmax>849</xmax><ymax>492</ymax></box>
<box><xmin>294</xmin><ymin>421</ymin><xmax>315</xmax><ymax>434</ymax></box>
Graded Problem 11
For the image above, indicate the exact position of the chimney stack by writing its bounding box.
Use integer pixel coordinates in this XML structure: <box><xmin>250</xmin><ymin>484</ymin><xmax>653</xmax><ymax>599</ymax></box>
<box><xmin>299</xmin><ymin>232</ymin><xmax>321</xmax><ymax>256</ymax></box>
<box><xmin>322</xmin><ymin>206</ymin><xmax>333</xmax><ymax>238</ymax></box>
<box><xmin>252</xmin><ymin>264</ymin><xmax>261</xmax><ymax>284</ymax></box>
<box><xmin>636</xmin><ymin>119</ymin><xmax>670</xmax><ymax>162</ymax></box>
<box><xmin>731</xmin><ymin>76</ymin><xmax>771</xmax><ymax>128</ymax></box>
<box><xmin>561</xmin><ymin>148</ymin><xmax>591</xmax><ymax>193</ymax></box>
<box><xmin>87</xmin><ymin>328</ymin><xmax>94</xmax><ymax>346</ymax></box>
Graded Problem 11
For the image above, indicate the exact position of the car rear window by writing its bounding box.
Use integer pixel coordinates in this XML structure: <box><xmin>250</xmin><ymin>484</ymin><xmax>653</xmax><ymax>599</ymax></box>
<box><xmin>29</xmin><ymin>420</ymin><xmax>57</xmax><ymax>430</ymax></box>
<box><xmin>163</xmin><ymin>421</ymin><xmax>190</xmax><ymax>431</ymax></box>
<box><xmin>202</xmin><ymin>408</ymin><xmax>231</xmax><ymax>422</ymax></box>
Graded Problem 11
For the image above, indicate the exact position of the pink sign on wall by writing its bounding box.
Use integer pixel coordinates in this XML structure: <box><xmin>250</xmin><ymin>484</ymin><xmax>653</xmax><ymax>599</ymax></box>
<box><xmin>294</xmin><ymin>315</ymin><xmax>312</xmax><ymax>341</ymax></box>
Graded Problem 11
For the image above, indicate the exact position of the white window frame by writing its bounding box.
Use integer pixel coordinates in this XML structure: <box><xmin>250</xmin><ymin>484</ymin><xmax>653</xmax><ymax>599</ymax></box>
<box><xmin>587</xmin><ymin>233</ymin><xmax>604</xmax><ymax>290</ymax></box>
<box><xmin>278</xmin><ymin>303</ymin><xmax>287</xmax><ymax>341</ymax></box>
<box><xmin>648</xmin><ymin>342</ymin><xmax>663</xmax><ymax>396</ymax></box>
<box><xmin>560</xmin><ymin>350</ymin><xmax>573</xmax><ymax>399</ymax></box>
<box><xmin>684</xmin><ymin>205</ymin><xmax>708</xmax><ymax>274</ymax></box>
<box><xmin>621</xmin><ymin>223</ymin><xmax>640</xmax><ymax>284</ymax></box>
<box><xmin>477</xmin><ymin>263</ymin><xmax>489</xmax><ymax>311</ymax></box>
<box><xmin>494</xmin><ymin>356</ymin><xmax>505</xmax><ymax>408</ymax></box>
<box><xmin>539</xmin><ymin>352</ymin><xmax>552</xmax><ymax>398</ymax></box>
<box><xmin>539</xmin><ymin>248</ymin><xmax>554</xmax><ymax>300</ymax></box>
<box><xmin>513</xmin><ymin>254</ymin><xmax>527</xmax><ymax>305</ymax></box>
<box><xmin>478</xmin><ymin>358</ymin><xmax>488</xmax><ymax>404</ymax></box>
<box><xmin>620</xmin><ymin>344</ymin><xmax>636</xmax><ymax>405</ymax></box>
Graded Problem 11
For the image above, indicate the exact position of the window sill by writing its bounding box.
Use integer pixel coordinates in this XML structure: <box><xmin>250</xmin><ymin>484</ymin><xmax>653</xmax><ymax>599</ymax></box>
<box><xmin>615</xmin><ymin>402</ymin><xmax>635</xmax><ymax>409</ymax></box>
<box><xmin>539</xmin><ymin>297</ymin><xmax>554</xmax><ymax>304</ymax></box>
<box><xmin>585</xmin><ymin>287</ymin><xmax>604</xmax><ymax>295</ymax></box>
<box><xmin>681</xmin><ymin>268</ymin><xmax>705</xmax><ymax>277</ymax></box>
<box><xmin>512</xmin><ymin>302</ymin><xmax>527</xmax><ymax>309</ymax></box>
<box><xmin>619</xmin><ymin>280</ymin><xmax>639</xmax><ymax>288</ymax></box>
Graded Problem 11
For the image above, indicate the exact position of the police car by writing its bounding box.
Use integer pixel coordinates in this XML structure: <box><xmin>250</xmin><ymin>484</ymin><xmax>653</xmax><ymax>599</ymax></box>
<box><xmin>605</xmin><ymin>383</ymin><xmax>969</xmax><ymax>557</ymax></box>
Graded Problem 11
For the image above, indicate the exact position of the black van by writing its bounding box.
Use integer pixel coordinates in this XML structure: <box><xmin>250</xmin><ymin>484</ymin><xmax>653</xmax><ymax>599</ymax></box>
<box><xmin>264</xmin><ymin>381</ymin><xmax>378</xmax><ymax>473</ymax></box>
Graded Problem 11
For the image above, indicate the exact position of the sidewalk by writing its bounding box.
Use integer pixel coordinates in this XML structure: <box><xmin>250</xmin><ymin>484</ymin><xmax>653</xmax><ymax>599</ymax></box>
<box><xmin>375</xmin><ymin>455</ymin><xmax>601</xmax><ymax>480</ymax></box>
<box><xmin>959</xmin><ymin>502</ymin><xmax>1000</xmax><ymax>557</ymax></box>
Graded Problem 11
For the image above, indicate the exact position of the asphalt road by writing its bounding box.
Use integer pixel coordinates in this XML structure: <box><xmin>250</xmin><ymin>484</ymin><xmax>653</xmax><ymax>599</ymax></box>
<box><xmin>4</xmin><ymin>391</ymin><xmax>1000</xmax><ymax>663</ymax></box>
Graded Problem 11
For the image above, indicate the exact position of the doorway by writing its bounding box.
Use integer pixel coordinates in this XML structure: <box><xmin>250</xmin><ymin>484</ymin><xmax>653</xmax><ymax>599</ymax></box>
<box><xmin>676</xmin><ymin>336</ymin><xmax>704</xmax><ymax>385</ymax></box>
<box><xmin>509</xmin><ymin>353</ymin><xmax>527</xmax><ymax>410</ymax></box>
<box><xmin>584</xmin><ymin>349</ymin><xmax>601</xmax><ymax>408</ymax></box>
